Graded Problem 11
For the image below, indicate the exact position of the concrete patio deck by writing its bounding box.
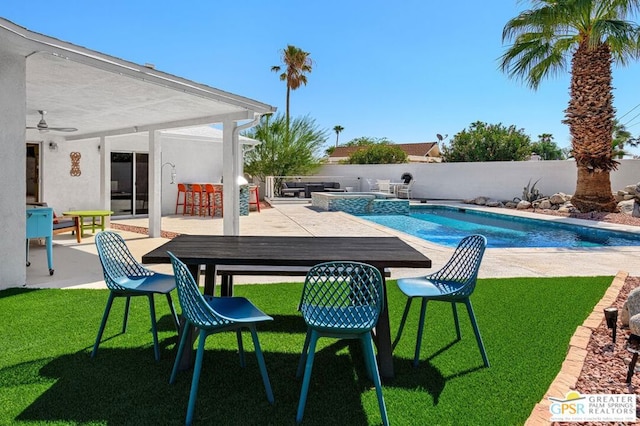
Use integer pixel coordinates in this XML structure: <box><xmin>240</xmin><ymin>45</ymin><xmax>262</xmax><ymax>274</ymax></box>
<box><xmin>24</xmin><ymin>202</ymin><xmax>640</xmax><ymax>290</ymax></box>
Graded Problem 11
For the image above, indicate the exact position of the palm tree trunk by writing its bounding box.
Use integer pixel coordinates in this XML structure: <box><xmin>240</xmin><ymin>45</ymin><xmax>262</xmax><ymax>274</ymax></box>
<box><xmin>573</xmin><ymin>166</ymin><xmax>618</xmax><ymax>212</ymax></box>
<box><xmin>564</xmin><ymin>41</ymin><xmax>618</xmax><ymax>212</ymax></box>
<box><xmin>285</xmin><ymin>86</ymin><xmax>291</xmax><ymax>129</ymax></box>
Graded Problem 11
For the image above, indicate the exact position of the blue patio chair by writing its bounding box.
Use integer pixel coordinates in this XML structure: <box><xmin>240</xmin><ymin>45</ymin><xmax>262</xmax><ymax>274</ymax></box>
<box><xmin>392</xmin><ymin>234</ymin><xmax>489</xmax><ymax>368</ymax></box>
<box><xmin>296</xmin><ymin>261</ymin><xmax>388</xmax><ymax>426</ymax></box>
<box><xmin>92</xmin><ymin>231</ymin><xmax>179</xmax><ymax>361</ymax></box>
<box><xmin>167</xmin><ymin>252</ymin><xmax>274</xmax><ymax>426</ymax></box>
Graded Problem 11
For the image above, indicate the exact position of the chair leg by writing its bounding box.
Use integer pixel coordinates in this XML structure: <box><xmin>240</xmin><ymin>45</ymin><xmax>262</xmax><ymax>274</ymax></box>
<box><xmin>236</xmin><ymin>329</ymin><xmax>246</xmax><ymax>367</ymax></box>
<box><xmin>464</xmin><ymin>299</ymin><xmax>490</xmax><ymax>367</ymax></box>
<box><xmin>183</xmin><ymin>192</ymin><xmax>191</xmax><ymax>215</ymax></box>
<box><xmin>147</xmin><ymin>294</ymin><xmax>160</xmax><ymax>361</ymax></box>
<box><xmin>360</xmin><ymin>334</ymin><xmax>374</xmax><ymax>381</ymax></box>
<box><xmin>296</xmin><ymin>330</ymin><xmax>319</xmax><ymax>424</ymax></box>
<box><xmin>413</xmin><ymin>298</ymin><xmax>429</xmax><ymax>367</ymax></box>
<box><xmin>296</xmin><ymin>330</ymin><xmax>312</xmax><ymax>378</ymax></box>
<box><xmin>92</xmin><ymin>292</ymin><xmax>116</xmax><ymax>358</ymax></box>
<box><xmin>452</xmin><ymin>302</ymin><xmax>461</xmax><ymax>341</ymax></box>
<box><xmin>175</xmin><ymin>191</ymin><xmax>183</xmax><ymax>214</ymax></box>
<box><xmin>122</xmin><ymin>296</ymin><xmax>131</xmax><ymax>333</ymax></box>
<box><xmin>361</xmin><ymin>334</ymin><xmax>389</xmax><ymax>426</ymax></box>
<box><xmin>249</xmin><ymin>325</ymin><xmax>274</xmax><ymax>404</ymax></box>
<box><xmin>170</xmin><ymin>320</ymin><xmax>192</xmax><ymax>384</ymax></box>
<box><xmin>166</xmin><ymin>293</ymin><xmax>180</xmax><ymax>331</ymax></box>
<box><xmin>392</xmin><ymin>297</ymin><xmax>413</xmax><ymax>351</ymax></box>
<box><xmin>185</xmin><ymin>330</ymin><xmax>207</xmax><ymax>426</ymax></box>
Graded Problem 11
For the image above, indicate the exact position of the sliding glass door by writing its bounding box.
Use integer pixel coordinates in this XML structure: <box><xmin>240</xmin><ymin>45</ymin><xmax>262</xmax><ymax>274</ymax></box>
<box><xmin>110</xmin><ymin>152</ymin><xmax>148</xmax><ymax>216</ymax></box>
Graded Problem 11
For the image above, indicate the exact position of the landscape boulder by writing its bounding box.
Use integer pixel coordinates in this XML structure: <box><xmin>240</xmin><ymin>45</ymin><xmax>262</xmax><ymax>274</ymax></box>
<box><xmin>462</xmin><ymin>183</ymin><xmax>640</xmax><ymax>216</ymax></box>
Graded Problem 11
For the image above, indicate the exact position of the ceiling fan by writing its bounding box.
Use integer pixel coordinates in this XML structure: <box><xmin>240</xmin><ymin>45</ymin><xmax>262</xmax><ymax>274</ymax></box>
<box><xmin>27</xmin><ymin>110</ymin><xmax>77</xmax><ymax>133</ymax></box>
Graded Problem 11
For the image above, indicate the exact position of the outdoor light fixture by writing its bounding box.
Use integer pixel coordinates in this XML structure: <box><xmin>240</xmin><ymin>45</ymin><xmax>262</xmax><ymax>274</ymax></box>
<box><xmin>162</xmin><ymin>162</ymin><xmax>176</xmax><ymax>184</ymax></box>
<box><xmin>604</xmin><ymin>307</ymin><xmax>618</xmax><ymax>343</ymax></box>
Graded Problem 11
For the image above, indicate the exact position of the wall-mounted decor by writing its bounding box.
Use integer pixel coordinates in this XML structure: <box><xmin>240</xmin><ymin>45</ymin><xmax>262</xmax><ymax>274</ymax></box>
<box><xmin>70</xmin><ymin>152</ymin><xmax>81</xmax><ymax>176</ymax></box>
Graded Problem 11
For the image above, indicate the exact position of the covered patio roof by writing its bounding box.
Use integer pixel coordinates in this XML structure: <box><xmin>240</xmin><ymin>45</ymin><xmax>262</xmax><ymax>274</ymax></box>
<box><xmin>0</xmin><ymin>16</ymin><xmax>276</xmax><ymax>288</ymax></box>
<box><xmin>0</xmin><ymin>17</ymin><xmax>276</xmax><ymax>139</ymax></box>
<box><xmin>5</xmin><ymin>15</ymin><xmax>275</xmax><ymax>221</ymax></box>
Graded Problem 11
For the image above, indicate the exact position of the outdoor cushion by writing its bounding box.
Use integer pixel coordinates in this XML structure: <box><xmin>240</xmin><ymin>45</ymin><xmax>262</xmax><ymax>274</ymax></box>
<box><xmin>53</xmin><ymin>219</ymin><xmax>75</xmax><ymax>230</ymax></box>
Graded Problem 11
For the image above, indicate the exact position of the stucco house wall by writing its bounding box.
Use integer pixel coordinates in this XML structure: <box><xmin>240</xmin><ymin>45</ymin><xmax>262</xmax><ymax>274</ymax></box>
<box><xmin>36</xmin><ymin>129</ymin><xmax>228</xmax><ymax>217</ymax></box>
<box><xmin>38</xmin><ymin>135</ymin><xmax>102</xmax><ymax>213</ymax></box>
<box><xmin>0</xmin><ymin>48</ymin><xmax>26</xmax><ymax>287</ymax></box>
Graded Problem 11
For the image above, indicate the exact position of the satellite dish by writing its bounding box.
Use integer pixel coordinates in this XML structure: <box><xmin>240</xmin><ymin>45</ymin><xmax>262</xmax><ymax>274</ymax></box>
<box><xmin>436</xmin><ymin>134</ymin><xmax>443</xmax><ymax>141</ymax></box>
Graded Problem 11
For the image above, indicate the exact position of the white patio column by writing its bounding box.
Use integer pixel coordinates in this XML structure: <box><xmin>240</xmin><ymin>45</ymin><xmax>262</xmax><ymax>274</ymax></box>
<box><xmin>99</xmin><ymin>135</ymin><xmax>110</xmax><ymax>212</ymax></box>
<box><xmin>149</xmin><ymin>130</ymin><xmax>162</xmax><ymax>237</ymax></box>
<box><xmin>0</xmin><ymin>49</ymin><xmax>26</xmax><ymax>288</ymax></box>
<box><xmin>222</xmin><ymin>120</ymin><xmax>240</xmax><ymax>235</ymax></box>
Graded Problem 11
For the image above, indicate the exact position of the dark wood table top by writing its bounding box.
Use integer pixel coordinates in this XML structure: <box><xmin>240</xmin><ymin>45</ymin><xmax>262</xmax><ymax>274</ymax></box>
<box><xmin>141</xmin><ymin>235</ymin><xmax>431</xmax><ymax>269</ymax></box>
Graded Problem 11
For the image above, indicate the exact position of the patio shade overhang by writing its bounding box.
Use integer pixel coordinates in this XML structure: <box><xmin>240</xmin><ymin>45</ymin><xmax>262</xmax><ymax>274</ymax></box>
<box><xmin>0</xmin><ymin>16</ymin><xmax>276</xmax><ymax>289</ymax></box>
<box><xmin>0</xmin><ymin>18</ymin><xmax>275</xmax><ymax>138</ymax></box>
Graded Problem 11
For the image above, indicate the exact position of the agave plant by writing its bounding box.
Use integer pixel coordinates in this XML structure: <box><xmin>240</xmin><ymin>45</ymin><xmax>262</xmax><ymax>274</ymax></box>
<box><xmin>515</xmin><ymin>179</ymin><xmax>544</xmax><ymax>203</ymax></box>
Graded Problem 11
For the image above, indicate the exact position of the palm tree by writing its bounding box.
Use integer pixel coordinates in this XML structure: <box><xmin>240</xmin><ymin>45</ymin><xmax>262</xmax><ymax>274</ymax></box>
<box><xmin>333</xmin><ymin>125</ymin><xmax>344</xmax><ymax>147</ymax></box>
<box><xmin>500</xmin><ymin>0</ymin><xmax>640</xmax><ymax>212</ymax></box>
<box><xmin>612</xmin><ymin>119</ymin><xmax>638</xmax><ymax>158</ymax></box>
<box><xmin>271</xmin><ymin>45</ymin><xmax>313</xmax><ymax>129</ymax></box>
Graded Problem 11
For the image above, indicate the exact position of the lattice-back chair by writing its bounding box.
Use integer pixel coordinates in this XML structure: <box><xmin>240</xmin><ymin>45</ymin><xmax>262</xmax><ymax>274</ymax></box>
<box><xmin>296</xmin><ymin>261</ymin><xmax>389</xmax><ymax>426</ymax></box>
<box><xmin>167</xmin><ymin>252</ymin><xmax>274</xmax><ymax>426</ymax></box>
<box><xmin>92</xmin><ymin>231</ymin><xmax>179</xmax><ymax>361</ymax></box>
<box><xmin>392</xmin><ymin>234</ymin><xmax>489</xmax><ymax>368</ymax></box>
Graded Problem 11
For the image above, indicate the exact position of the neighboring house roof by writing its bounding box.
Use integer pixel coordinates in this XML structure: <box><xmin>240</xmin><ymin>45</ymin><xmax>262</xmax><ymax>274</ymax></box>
<box><xmin>328</xmin><ymin>142</ymin><xmax>441</xmax><ymax>163</ymax></box>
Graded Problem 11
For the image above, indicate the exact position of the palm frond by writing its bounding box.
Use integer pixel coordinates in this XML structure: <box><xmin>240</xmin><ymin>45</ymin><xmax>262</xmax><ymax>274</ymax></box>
<box><xmin>501</xmin><ymin>0</ymin><xmax>640</xmax><ymax>87</ymax></box>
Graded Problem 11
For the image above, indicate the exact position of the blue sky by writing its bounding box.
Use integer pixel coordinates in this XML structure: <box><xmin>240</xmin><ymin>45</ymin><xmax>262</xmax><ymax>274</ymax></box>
<box><xmin>3</xmin><ymin>1</ymin><xmax>640</xmax><ymax>153</ymax></box>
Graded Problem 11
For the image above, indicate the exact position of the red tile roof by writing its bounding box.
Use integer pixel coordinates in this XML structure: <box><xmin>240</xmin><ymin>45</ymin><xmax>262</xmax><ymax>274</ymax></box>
<box><xmin>330</xmin><ymin>142</ymin><xmax>438</xmax><ymax>158</ymax></box>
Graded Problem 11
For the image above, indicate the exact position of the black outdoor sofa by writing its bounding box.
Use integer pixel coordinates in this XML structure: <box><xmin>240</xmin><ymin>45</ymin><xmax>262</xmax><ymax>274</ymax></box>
<box><xmin>280</xmin><ymin>181</ymin><xmax>344</xmax><ymax>198</ymax></box>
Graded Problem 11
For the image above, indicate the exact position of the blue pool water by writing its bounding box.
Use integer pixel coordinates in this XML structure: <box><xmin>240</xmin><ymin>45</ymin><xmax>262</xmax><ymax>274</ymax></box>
<box><xmin>357</xmin><ymin>206</ymin><xmax>640</xmax><ymax>248</ymax></box>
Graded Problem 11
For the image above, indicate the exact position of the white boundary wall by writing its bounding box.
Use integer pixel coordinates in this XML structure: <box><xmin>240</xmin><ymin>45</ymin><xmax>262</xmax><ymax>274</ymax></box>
<box><xmin>317</xmin><ymin>160</ymin><xmax>640</xmax><ymax>201</ymax></box>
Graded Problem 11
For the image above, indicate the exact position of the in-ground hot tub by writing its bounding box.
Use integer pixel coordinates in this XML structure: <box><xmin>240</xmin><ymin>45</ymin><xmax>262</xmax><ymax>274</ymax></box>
<box><xmin>311</xmin><ymin>192</ymin><xmax>409</xmax><ymax>215</ymax></box>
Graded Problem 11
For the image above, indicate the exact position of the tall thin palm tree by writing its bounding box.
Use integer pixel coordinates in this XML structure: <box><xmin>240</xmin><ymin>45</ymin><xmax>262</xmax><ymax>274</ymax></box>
<box><xmin>612</xmin><ymin>119</ymin><xmax>637</xmax><ymax>158</ymax></box>
<box><xmin>500</xmin><ymin>0</ymin><xmax>640</xmax><ymax>212</ymax></box>
<box><xmin>333</xmin><ymin>125</ymin><xmax>344</xmax><ymax>147</ymax></box>
<box><xmin>271</xmin><ymin>45</ymin><xmax>313</xmax><ymax>129</ymax></box>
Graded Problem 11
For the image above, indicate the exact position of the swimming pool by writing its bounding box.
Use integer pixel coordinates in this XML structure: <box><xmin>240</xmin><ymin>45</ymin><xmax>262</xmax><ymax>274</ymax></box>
<box><xmin>357</xmin><ymin>205</ymin><xmax>640</xmax><ymax>248</ymax></box>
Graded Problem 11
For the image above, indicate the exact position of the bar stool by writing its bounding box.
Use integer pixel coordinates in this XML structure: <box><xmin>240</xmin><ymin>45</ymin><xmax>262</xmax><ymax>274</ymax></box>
<box><xmin>176</xmin><ymin>183</ymin><xmax>188</xmax><ymax>215</ymax></box>
<box><xmin>204</xmin><ymin>184</ymin><xmax>223</xmax><ymax>217</ymax></box>
<box><xmin>186</xmin><ymin>183</ymin><xmax>205</xmax><ymax>216</ymax></box>
<box><xmin>249</xmin><ymin>185</ymin><xmax>261</xmax><ymax>212</ymax></box>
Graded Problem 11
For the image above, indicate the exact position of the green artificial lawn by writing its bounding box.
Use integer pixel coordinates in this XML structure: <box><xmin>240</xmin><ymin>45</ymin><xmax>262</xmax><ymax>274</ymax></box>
<box><xmin>0</xmin><ymin>276</ymin><xmax>611</xmax><ymax>425</ymax></box>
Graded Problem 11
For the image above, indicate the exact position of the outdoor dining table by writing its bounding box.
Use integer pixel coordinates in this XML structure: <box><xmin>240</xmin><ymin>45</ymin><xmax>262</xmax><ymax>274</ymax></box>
<box><xmin>141</xmin><ymin>234</ymin><xmax>432</xmax><ymax>379</ymax></box>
